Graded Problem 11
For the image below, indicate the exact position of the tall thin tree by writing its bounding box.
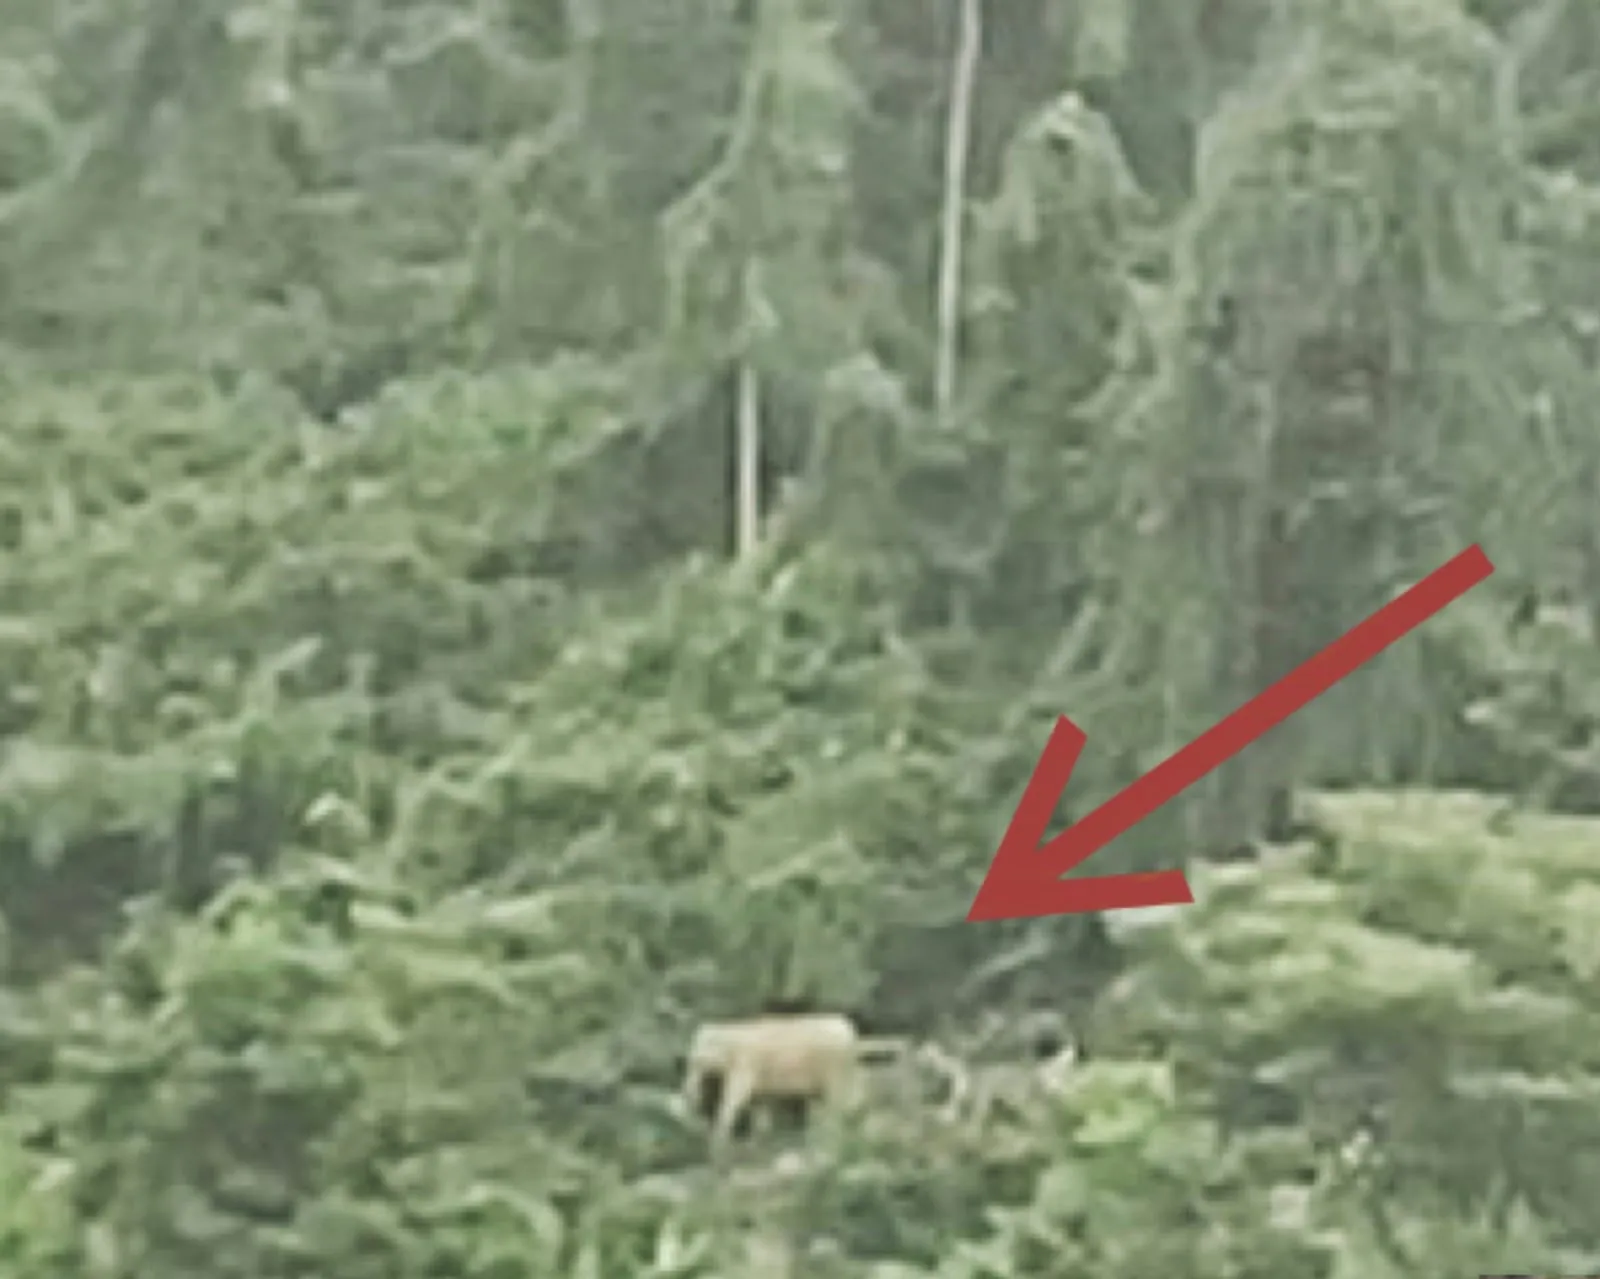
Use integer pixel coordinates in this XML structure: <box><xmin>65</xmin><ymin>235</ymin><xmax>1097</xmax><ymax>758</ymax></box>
<box><xmin>935</xmin><ymin>0</ymin><xmax>981</xmax><ymax>420</ymax></box>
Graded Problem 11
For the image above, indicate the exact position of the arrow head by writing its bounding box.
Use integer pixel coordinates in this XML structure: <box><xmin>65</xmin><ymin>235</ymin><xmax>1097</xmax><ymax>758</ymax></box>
<box><xmin>966</xmin><ymin>716</ymin><xmax>1195</xmax><ymax>922</ymax></box>
<box><xmin>967</xmin><ymin>860</ymin><xmax>1195</xmax><ymax>920</ymax></box>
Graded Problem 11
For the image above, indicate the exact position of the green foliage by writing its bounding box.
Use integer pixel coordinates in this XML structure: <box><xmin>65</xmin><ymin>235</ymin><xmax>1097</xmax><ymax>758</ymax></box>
<box><xmin>4</xmin><ymin>0</ymin><xmax>1600</xmax><ymax>1273</ymax></box>
<box><xmin>1097</xmin><ymin>790</ymin><xmax>1600</xmax><ymax>1274</ymax></box>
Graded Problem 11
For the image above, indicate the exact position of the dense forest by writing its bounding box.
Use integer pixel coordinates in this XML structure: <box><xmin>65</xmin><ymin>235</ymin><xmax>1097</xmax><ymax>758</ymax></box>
<box><xmin>2</xmin><ymin>0</ymin><xmax>1600</xmax><ymax>1275</ymax></box>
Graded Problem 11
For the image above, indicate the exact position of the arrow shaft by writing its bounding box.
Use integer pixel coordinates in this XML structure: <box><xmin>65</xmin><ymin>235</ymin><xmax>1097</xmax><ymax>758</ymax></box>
<box><xmin>1040</xmin><ymin>544</ymin><xmax>1493</xmax><ymax>868</ymax></box>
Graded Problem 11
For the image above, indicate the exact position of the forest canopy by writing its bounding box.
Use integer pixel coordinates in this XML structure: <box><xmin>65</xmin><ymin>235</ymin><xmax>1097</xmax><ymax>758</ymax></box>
<box><xmin>2</xmin><ymin>0</ymin><xmax>1600</xmax><ymax>1275</ymax></box>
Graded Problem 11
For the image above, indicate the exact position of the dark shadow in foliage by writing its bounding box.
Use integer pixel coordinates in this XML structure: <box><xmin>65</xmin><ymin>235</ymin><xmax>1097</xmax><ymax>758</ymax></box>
<box><xmin>0</xmin><ymin>830</ymin><xmax>153</xmax><ymax>981</ymax></box>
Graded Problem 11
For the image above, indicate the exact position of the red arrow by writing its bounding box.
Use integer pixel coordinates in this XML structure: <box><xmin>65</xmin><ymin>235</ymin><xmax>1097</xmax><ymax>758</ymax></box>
<box><xmin>967</xmin><ymin>545</ymin><xmax>1495</xmax><ymax>921</ymax></box>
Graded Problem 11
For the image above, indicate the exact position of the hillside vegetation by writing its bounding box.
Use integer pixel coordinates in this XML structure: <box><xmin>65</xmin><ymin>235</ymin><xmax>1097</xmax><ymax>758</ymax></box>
<box><xmin>3</xmin><ymin>0</ymin><xmax>1600</xmax><ymax>1275</ymax></box>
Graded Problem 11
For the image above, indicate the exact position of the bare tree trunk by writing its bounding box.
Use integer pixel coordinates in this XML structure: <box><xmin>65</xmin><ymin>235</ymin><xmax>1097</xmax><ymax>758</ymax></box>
<box><xmin>934</xmin><ymin>0</ymin><xmax>980</xmax><ymax>420</ymax></box>
<box><xmin>934</xmin><ymin>0</ymin><xmax>981</xmax><ymax>628</ymax></box>
<box><xmin>736</xmin><ymin>359</ymin><xmax>761</xmax><ymax>562</ymax></box>
<box><xmin>1577</xmin><ymin>458</ymin><xmax>1600</xmax><ymax>643</ymax></box>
